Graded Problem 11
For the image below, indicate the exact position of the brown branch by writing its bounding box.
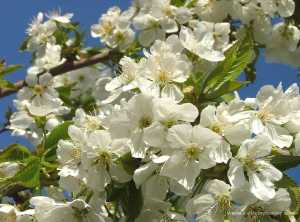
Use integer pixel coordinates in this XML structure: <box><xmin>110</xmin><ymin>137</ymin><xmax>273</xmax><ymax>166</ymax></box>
<box><xmin>0</xmin><ymin>48</ymin><xmax>114</xmax><ymax>98</ymax></box>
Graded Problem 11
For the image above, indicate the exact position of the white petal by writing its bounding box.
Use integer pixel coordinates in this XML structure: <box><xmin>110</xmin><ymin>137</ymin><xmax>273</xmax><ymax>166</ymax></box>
<box><xmin>224</xmin><ymin>124</ymin><xmax>251</xmax><ymax>146</ymax></box>
<box><xmin>160</xmin><ymin>18</ymin><xmax>178</xmax><ymax>33</ymax></box>
<box><xmin>186</xmin><ymin>194</ymin><xmax>215</xmax><ymax>215</ymax></box>
<box><xmin>88</xmin><ymin>130</ymin><xmax>111</xmax><ymax>149</ymax></box>
<box><xmin>251</xmin><ymin>117</ymin><xmax>265</xmax><ymax>134</ymax></box>
<box><xmin>209</xmin><ymin>140</ymin><xmax>232</xmax><ymax>164</ymax></box>
<box><xmin>138</xmin><ymin>29</ymin><xmax>156</xmax><ymax>47</ymax></box>
<box><xmin>167</xmin><ymin>124</ymin><xmax>192</xmax><ymax>149</ymax></box>
<box><xmin>192</xmin><ymin>125</ymin><xmax>221</xmax><ymax>147</ymax></box>
<box><xmin>264</xmin><ymin>123</ymin><xmax>293</xmax><ymax>148</ymax></box>
<box><xmin>198</xmin><ymin>149</ymin><xmax>217</xmax><ymax>169</ymax></box>
<box><xmin>249</xmin><ymin>171</ymin><xmax>276</xmax><ymax>201</ymax></box>
<box><xmin>160</xmin><ymin>152</ymin><xmax>201</xmax><ymax>190</ymax></box>
<box><xmin>144</xmin><ymin>122</ymin><xmax>167</xmax><ymax>147</ymax></box>
<box><xmin>133</xmin><ymin>162</ymin><xmax>158</xmax><ymax>187</ymax></box>
<box><xmin>176</xmin><ymin>103</ymin><xmax>199</xmax><ymax>122</ymax></box>
<box><xmin>105</xmin><ymin>77</ymin><xmax>123</xmax><ymax>91</ymax></box>
<box><xmin>110</xmin><ymin>163</ymin><xmax>132</xmax><ymax>183</ymax></box>
<box><xmin>200</xmin><ymin>105</ymin><xmax>217</xmax><ymax>127</ymax></box>
<box><xmin>130</xmin><ymin>129</ymin><xmax>147</xmax><ymax>158</ymax></box>
<box><xmin>228</xmin><ymin>159</ymin><xmax>247</xmax><ymax>188</ymax></box>
<box><xmin>204</xmin><ymin>179</ymin><xmax>231</xmax><ymax>196</ymax></box>
<box><xmin>161</xmin><ymin>84</ymin><xmax>184</xmax><ymax>103</ymax></box>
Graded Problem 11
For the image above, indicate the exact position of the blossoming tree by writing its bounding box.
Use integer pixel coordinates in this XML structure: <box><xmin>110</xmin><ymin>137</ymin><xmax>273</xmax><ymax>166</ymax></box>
<box><xmin>1</xmin><ymin>0</ymin><xmax>300</xmax><ymax>221</ymax></box>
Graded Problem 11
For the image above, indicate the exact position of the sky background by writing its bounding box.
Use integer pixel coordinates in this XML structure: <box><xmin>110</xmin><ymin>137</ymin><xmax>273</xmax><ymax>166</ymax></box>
<box><xmin>0</xmin><ymin>1</ymin><xmax>299</xmax><ymax>182</ymax></box>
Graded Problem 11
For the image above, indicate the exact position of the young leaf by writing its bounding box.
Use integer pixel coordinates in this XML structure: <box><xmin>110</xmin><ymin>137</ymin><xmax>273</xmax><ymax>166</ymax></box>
<box><xmin>205</xmin><ymin>80</ymin><xmax>249</xmax><ymax>100</ymax></box>
<box><xmin>19</xmin><ymin>37</ymin><xmax>30</xmax><ymax>51</ymax></box>
<box><xmin>56</xmin><ymin>85</ymin><xmax>73</xmax><ymax>106</ymax></box>
<box><xmin>0</xmin><ymin>144</ymin><xmax>32</xmax><ymax>163</ymax></box>
<box><xmin>0</xmin><ymin>64</ymin><xmax>22</xmax><ymax>78</ymax></box>
<box><xmin>271</xmin><ymin>155</ymin><xmax>300</xmax><ymax>171</ymax></box>
<box><xmin>0</xmin><ymin>79</ymin><xmax>17</xmax><ymax>90</ymax></box>
<box><xmin>11</xmin><ymin>157</ymin><xmax>41</xmax><ymax>188</ymax></box>
<box><xmin>44</xmin><ymin>121</ymin><xmax>73</xmax><ymax>150</ymax></box>
<box><xmin>203</xmin><ymin>31</ymin><xmax>255</xmax><ymax>95</ymax></box>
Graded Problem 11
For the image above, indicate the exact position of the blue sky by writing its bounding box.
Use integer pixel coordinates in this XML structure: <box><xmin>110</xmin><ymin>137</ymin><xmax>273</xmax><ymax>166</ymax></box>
<box><xmin>0</xmin><ymin>1</ymin><xmax>299</xmax><ymax>182</ymax></box>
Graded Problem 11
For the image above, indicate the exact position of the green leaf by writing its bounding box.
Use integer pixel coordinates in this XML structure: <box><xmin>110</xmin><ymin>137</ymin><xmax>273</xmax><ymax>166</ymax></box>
<box><xmin>205</xmin><ymin>80</ymin><xmax>249</xmax><ymax>100</ymax></box>
<box><xmin>271</xmin><ymin>155</ymin><xmax>300</xmax><ymax>171</ymax></box>
<box><xmin>117</xmin><ymin>153</ymin><xmax>140</xmax><ymax>175</ymax></box>
<box><xmin>56</xmin><ymin>85</ymin><xmax>73</xmax><ymax>106</ymax></box>
<box><xmin>54</xmin><ymin>29</ymin><xmax>68</xmax><ymax>46</ymax></box>
<box><xmin>0</xmin><ymin>144</ymin><xmax>31</xmax><ymax>163</ymax></box>
<box><xmin>0</xmin><ymin>64</ymin><xmax>22</xmax><ymax>78</ymax></box>
<box><xmin>44</xmin><ymin>121</ymin><xmax>73</xmax><ymax>150</ymax></box>
<box><xmin>106</xmin><ymin>182</ymin><xmax>126</xmax><ymax>202</ymax></box>
<box><xmin>0</xmin><ymin>79</ymin><xmax>17</xmax><ymax>90</ymax></box>
<box><xmin>276</xmin><ymin>174</ymin><xmax>300</xmax><ymax>215</ymax></box>
<box><xmin>203</xmin><ymin>31</ymin><xmax>255</xmax><ymax>95</ymax></box>
<box><xmin>19</xmin><ymin>37</ymin><xmax>30</xmax><ymax>51</ymax></box>
<box><xmin>120</xmin><ymin>181</ymin><xmax>143</xmax><ymax>221</ymax></box>
<box><xmin>11</xmin><ymin>157</ymin><xmax>41</xmax><ymax>188</ymax></box>
<box><xmin>170</xmin><ymin>0</ymin><xmax>186</xmax><ymax>6</ymax></box>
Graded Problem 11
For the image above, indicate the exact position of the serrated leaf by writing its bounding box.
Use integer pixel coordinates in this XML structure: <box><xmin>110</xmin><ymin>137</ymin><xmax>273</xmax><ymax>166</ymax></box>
<box><xmin>271</xmin><ymin>155</ymin><xmax>300</xmax><ymax>171</ymax></box>
<box><xmin>0</xmin><ymin>144</ymin><xmax>31</xmax><ymax>163</ymax></box>
<box><xmin>0</xmin><ymin>64</ymin><xmax>22</xmax><ymax>78</ymax></box>
<box><xmin>11</xmin><ymin>157</ymin><xmax>41</xmax><ymax>188</ymax></box>
<box><xmin>0</xmin><ymin>79</ymin><xmax>17</xmax><ymax>90</ymax></box>
<box><xmin>205</xmin><ymin>80</ymin><xmax>249</xmax><ymax>100</ymax></box>
<box><xmin>203</xmin><ymin>31</ymin><xmax>255</xmax><ymax>95</ymax></box>
<box><xmin>44</xmin><ymin>121</ymin><xmax>73</xmax><ymax>150</ymax></box>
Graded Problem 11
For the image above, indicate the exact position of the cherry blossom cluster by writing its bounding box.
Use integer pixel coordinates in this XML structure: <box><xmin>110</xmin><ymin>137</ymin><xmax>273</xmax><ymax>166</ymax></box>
<box><xmin>91</xmin><ymin>0</ymin><xmax>300</xmax><ymax>67</ymax></box>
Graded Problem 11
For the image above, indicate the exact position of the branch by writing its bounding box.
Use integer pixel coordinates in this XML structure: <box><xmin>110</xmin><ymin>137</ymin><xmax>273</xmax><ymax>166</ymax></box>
<box><xmin>0</xmin><ymin>48</ymin><xmax>114</xmax><ymax>99</ymax></box>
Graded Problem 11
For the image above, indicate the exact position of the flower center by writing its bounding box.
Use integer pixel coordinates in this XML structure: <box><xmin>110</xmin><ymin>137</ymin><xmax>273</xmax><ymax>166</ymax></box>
<box><xmin>211</xmin><ymin>124</ymin><xmax>222</xmax><ymax>134</ymax></box>
<box><xmin>157</xmin><ymin>70</ymin><xmax>170</xmax><ymax>85</ymax></box>
<box><xmin>115</xmin><ymin>31</ymin><xmax>125</xmax><ymax>43</ymax></box>
<box><xmin>85</xmin><ymin>116</ymin><xmax>101</xmax><ymax>131</ymax></box>
<box><xmin>163</xmin><ymin>6</ymin><xmax>174</xmax><ymax>18</ymax></box>
<box><xmin>185</xmin><ymin>144</ymin><xmax>202</xmax><ymax>160</ymax></box>
<box><xmin>162</xmin><ymin>119</ymin><xmax>177</xmax><ymax>128</ymax></box>
<box><xmin>33</xmin><ymin>84</ymin><xmax>45</xmax><ymax>95</ymax></box>
<box><xmin>71</xmin><ymin>148</ymin><xmax>81</xmax><ymax>161</ymax></box>
<box><xmin>241</xmin><ymin>157</ymin><xmax>259</xmax><ymax>171</ymax></box>
<box><xmin>78</xmin><ymin>75</ymin><xmax>85</xmax><ymax>81</ymax></box>
<box><xmin>139</xmin><ymin>116</ymin><xmax>152</xmax><ymax>129</ymax></box>
<box><xmin>101</xmin><ymin>22</ymin><xmax>114</xmax><ymax>35</ymax></box>
<box><xmin>280</xmin><ymin>25</ymin><xmax>295</xmax><ymax>40</ymax></box>
<box><xmin>217</xmin><ymin>194</ymin><xmax>231</xmax><ymax>215</ymax></box>
<box><xmin>257</xmin><ymin>109</ymin><xmax>273</xmax><ymax>122</ymax></box>
<box><xmin>95</xmin><ymin>150</ymin><xmax>112</xmax><ymax>167</ymax></box>
<box><xmin>244</xmin><ymin>205</ymin><xmax>265</xmax><ymax>221</ymax></box>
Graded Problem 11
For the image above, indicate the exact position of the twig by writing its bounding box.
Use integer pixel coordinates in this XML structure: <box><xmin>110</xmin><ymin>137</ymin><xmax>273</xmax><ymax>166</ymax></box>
<box><xmin>0</xmin><ymin>48</ymin><xmax>114</xmax><ymax>98</ymax></box>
